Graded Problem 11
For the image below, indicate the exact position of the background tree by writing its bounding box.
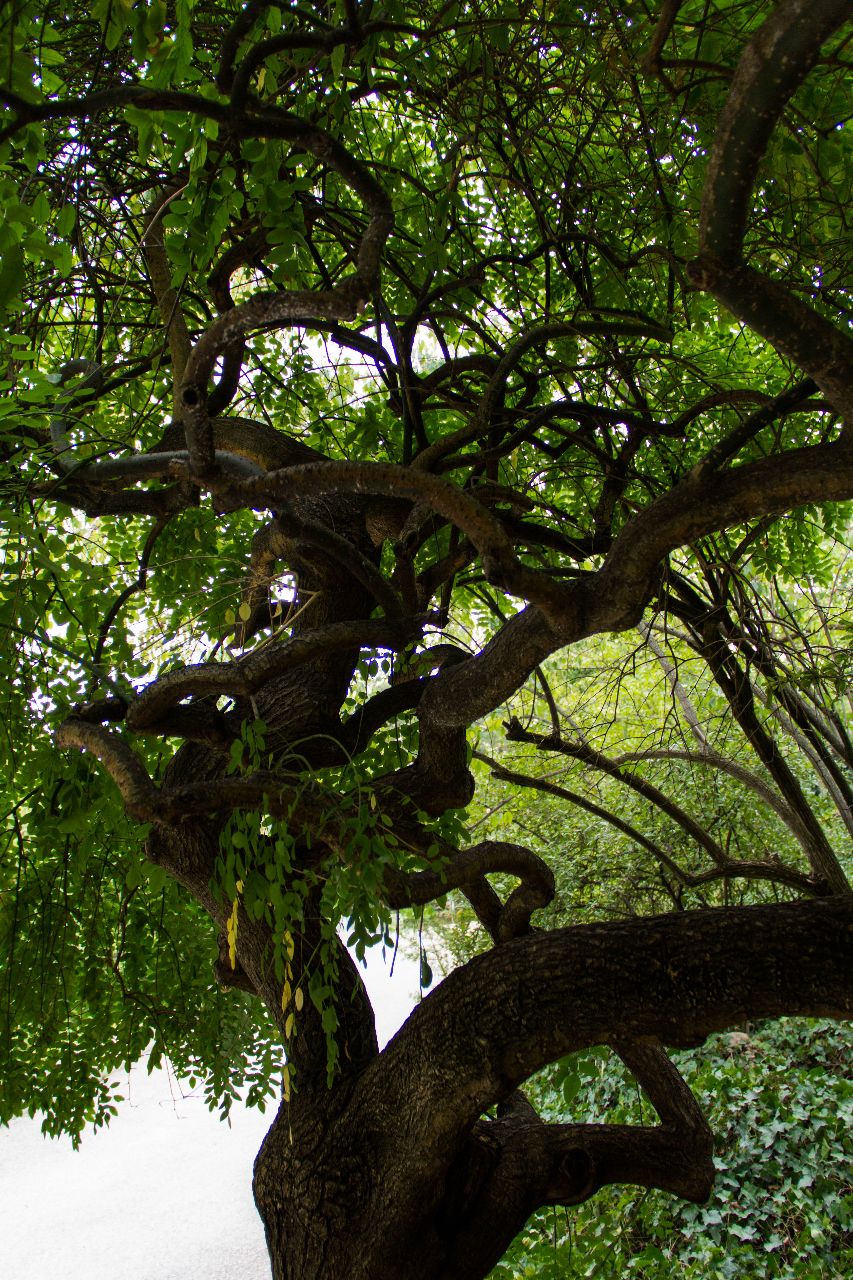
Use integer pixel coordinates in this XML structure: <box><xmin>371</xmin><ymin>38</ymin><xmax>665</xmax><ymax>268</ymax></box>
<box><xmin>1</xmin><ymin>3</ymin><xmax>852</xmax><ymax>1278</ymax></box>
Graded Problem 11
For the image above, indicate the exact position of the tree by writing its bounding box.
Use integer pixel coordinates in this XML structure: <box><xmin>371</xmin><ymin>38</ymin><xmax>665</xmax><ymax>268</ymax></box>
<box><xmin>1</xmin><ymin>2</ymin><xmax>852</xmax><ymax>1277</ymax></box>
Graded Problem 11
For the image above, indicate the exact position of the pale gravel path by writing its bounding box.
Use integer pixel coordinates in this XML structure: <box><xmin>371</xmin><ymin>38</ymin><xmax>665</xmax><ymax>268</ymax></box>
<box><xmin>1</xmin><ymin>945</ymin><xmax>419</xmax><ymax>1279</ymax></box>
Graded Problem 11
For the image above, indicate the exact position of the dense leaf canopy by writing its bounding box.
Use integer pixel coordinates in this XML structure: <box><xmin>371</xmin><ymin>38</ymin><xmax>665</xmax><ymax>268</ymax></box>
<box><xmin>1</xmin><ymin>2</ymin><xmax>852</xmax><ymax>1277</ymax></box>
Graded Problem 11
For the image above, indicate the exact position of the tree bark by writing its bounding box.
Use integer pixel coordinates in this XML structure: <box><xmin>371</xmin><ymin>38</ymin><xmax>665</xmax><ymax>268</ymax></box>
<box><xmin>248</xmin><ymin>897</ymin><xmax>853</xmax><ymax>1280</ymax></box>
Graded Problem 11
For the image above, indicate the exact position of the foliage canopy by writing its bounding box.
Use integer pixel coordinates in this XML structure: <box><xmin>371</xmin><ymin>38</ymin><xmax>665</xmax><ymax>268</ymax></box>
<box><xmin>1</xmin><ymin>2</ymin><xmax>852</xmax><ymax>1277</ymax></box>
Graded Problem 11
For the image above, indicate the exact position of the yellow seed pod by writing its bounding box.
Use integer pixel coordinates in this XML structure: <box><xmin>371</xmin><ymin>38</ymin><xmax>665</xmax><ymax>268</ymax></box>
<box><xmin>226</xmin><ymin>898</ymin><xmax>239</xmax><ymax>969</ymax></box>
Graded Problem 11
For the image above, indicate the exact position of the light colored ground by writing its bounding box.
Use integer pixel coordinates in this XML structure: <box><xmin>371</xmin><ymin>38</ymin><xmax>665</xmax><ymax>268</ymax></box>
<box><xmin>1</xmin><ymin>945</ymin><xmax>419</xmax><ymax>1279</ymax></box>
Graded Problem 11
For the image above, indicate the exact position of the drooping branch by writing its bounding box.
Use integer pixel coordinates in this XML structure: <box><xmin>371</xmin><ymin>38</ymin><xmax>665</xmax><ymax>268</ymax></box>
<box><xmin>504</xmin><ymin>718</ymin><xmax>731</xmax><ymax>869</ymax></box>
<box><xmin>48</xmin><ymin>359</ymin><xmax>104</xmax><ymax>475</ymax></box>
<box><xmin>695</xmin><ymin>619</ymin><xmax>849</xmax><ymax>894</ymax></box>
<box><xmin>92</xmin><ymin>514</ymin><xmax>172</xmax><ymax>680</ymax></box>
<box><xmin>617</xmin><ymin>744</ymin><xmax>803</xmax><ymax>834</ymax></box>
<box><xmin>751</xmin><ymin>686</ymin><xmax>853</xmax><ymax>841</ymax></box>
<box><xmin>643</xmin><ymin>613</ymin><xmax>853</xmax><ymax>847</ymax></box>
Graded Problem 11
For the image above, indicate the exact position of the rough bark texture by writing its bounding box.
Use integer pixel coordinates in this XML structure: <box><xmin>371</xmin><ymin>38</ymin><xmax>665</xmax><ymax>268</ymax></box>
<box><xmin>246</xmin><ymin>899</ymin><xmax>853</xmax><ymax>1280</ymax></box>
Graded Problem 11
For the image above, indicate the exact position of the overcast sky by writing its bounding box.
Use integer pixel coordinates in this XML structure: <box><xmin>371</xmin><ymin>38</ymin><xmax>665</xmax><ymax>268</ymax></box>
<box><xmin>2</xmin><ymin>945</ymin><xmax>420</xmax><ymax>1280</ymax></box>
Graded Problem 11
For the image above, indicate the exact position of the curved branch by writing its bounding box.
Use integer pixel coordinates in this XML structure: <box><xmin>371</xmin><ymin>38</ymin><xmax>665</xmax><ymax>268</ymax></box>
<box><xmin>339</xmin><ymin>678</ymin><xmax>427</xmax><ymax>757</ymax></box>
<box><xmin>409</xmin><ymin>441</ymin><xmax>853</xmax><ymax>739</ymax></box>
<box><xmin>699</xmin><ymin>0</ymin><xmax>851</xmax><ymax>265</ymax></box>
<box><xmin>178</xmin><ymin>114</ymin><xmax>393</xmax><ymax>469</ymax></box>
<box><xmin>179</xmin><ymin>284</ymin><xmax>371</xmax><ymax>469</ymax></box>
<box><xmin>412</xmin><ymin>320</ymin><xmax>672</xmax><ymax>474</ymax></box>
<box><xmin>436</xmin><ymin>1040</ymin><xmax>711</xmax><ymax>1279</ymax></box>
<box><xmin>687</xmin><ymin>259</ymin><xmax>853</xmax><ymax>422</ymax></box>
<box><xmin>369</xmin><ymin>898</ymin><xmax>853</xmax><ymax>1166</ymax></box>
<box><xmin>690</xmin><ymin>378</ymin><xmax>819</xmax><ymax>480</ymax></box>
<box><xmin>641</xmin><ymin>0</ymin><xmax>684</xmax><ymax>75</ymax></box>
<box><xmin>55</xmin><ymin>719</ymin><xmax>159</xmax><ymax>820</ymax></box>
<box><xmin>595</xmin><ymin>440</ymin><xmax>853</xmax><ymax>633</ymax></box>
<box><xmin>692</xmin><ymin>0</ymin><xmax>853</xmax><ymax>419</ymax></box>
<box><xmin>229</xmin><ymin>461</ymin><xmax>567</xmax><ymax>617</ymax></box>
<box><xmin>126</xmin><ymin>618</ymin><xmax>418</xmax><ymax>732</ymax></box>
<box><xmin>504</xmin><ymin>718</ymin><xmax>731</xmax><ymax>869</ymax></box>
<box><xmin>475</xmin><ymin>751</ymin><xmax>817</xmax><ymax>896</ymax></box>
<box><xmin>383</xmin><ymin>840</ymin><xmax>555</xmax><ymax>942</ymax></box>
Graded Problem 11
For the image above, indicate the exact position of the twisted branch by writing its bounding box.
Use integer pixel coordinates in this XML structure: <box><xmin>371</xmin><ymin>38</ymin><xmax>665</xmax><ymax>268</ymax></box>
<box><xmin>384</xmin><ymin>840</ymin><xmax>555</xmax><ymax>943</ymax></box>
<box><xmin>126</xmin><ymin>617</ymin><xmax>418</xmax><ymax>733</ymax></box>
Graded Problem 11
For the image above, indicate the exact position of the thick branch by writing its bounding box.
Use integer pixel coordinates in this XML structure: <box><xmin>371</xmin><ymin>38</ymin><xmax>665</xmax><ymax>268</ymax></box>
<box><xmin>225</xmin><ymin>461</ymin><xmax>568</xmax><ymax>617</ymax></box>
<box><xmin>693</xmin><ymin>0</ymin><xmax>853</xmax><ymax>418</ymax></box>
<box><xmin>126</xmin><ymin>618</ymin><xmax>417</xmax><ymax>733</ymax></box>
<box><xmin>55</xmin><ymin>720</ymin><xmax>158</xmax><ymax>819</ymax></box>
<box><xmin>436</xmin><ymin>1042</ymin><xmax>711</xmax><ymax>1280</ymax></box>
<box><xmin>368</xmin><ymin>898</ymin><xmax>853</xmax><ymax>1167</ymax></box>
<box><xmin>699</xmin><ymin>0</ymin><xmax>851</xmax><ymax>264</ymax></box>
<box><xmin>413</xmin><ymin>440</ymin><xmax>853</xmax><ymax>735</ymax></box>
<box><xmin>687</xmin><ymin>259</ymin><xmax>853</xmax><ymax>422</ymax></box>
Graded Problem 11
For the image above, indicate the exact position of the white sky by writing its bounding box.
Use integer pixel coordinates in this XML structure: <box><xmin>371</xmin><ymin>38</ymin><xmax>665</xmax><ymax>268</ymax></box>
<box><xmin>1</xmin><ymin>944</ymin><xmax>420</xmax><ymax>1280</ymax></box>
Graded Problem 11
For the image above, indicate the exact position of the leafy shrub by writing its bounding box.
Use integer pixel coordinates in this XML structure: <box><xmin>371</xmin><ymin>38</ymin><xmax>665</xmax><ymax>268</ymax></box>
<box><xmin>492</xmin><ymin>1019</ymin><xmax>853</xmax><ymax>1279</ymax></box>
